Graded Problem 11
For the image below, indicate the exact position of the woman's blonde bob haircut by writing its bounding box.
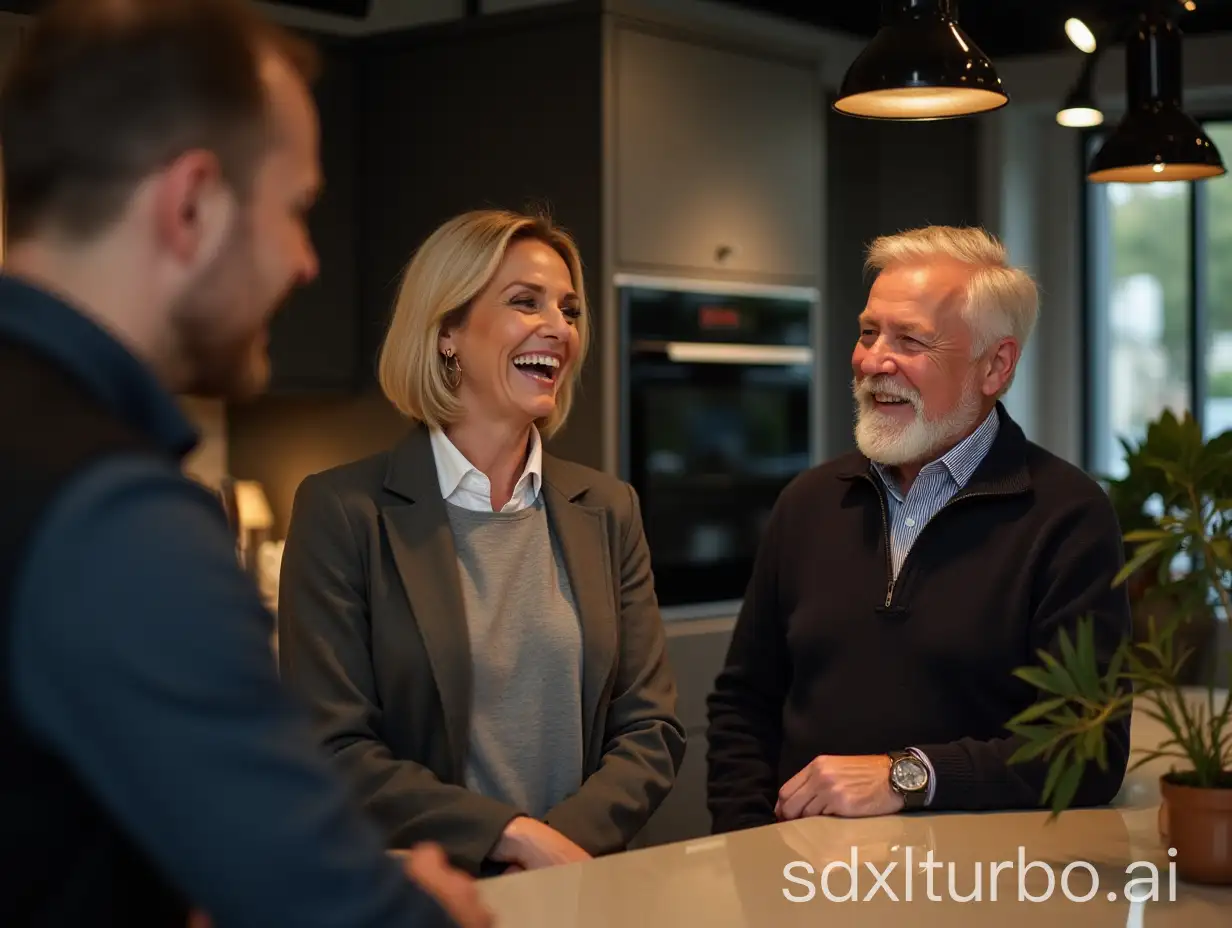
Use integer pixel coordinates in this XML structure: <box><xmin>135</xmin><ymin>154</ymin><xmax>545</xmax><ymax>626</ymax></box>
<box><xmin>377</xmin><ymin>208</ymin><xmax>591</xmax><ymax>438</ymax></box>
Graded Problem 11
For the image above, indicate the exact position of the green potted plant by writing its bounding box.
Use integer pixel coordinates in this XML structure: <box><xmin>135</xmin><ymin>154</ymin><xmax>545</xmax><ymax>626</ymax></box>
<box><xmin>1102</xmin><ymin>413</ymin><xmax>1222</xmax><ymax>682</ymax></box>
<box><xmin>1006</xmin><ymin>410</ymin><xmax>1232</xmax><ymax>885</ymax></box>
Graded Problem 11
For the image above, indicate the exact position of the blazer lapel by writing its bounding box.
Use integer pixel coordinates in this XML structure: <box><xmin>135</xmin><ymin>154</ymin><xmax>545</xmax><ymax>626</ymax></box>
<box><xmin>542</xmin><ymin>458</ymin><xmax>618</xmax><ymax>763</ymax></box>
<box><xmin>380</xmin><ymin>425</ymin><xmax>472</xmax><ymax>777</ymax></box>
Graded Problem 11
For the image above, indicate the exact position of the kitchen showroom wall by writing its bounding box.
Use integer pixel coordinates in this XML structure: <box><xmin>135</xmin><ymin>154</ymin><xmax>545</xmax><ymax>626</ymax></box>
<box><xmin>822</xmin><ymin>110</ymin><xmax>981</xmax><ymax>457</ymax></box>
<box><xmin>228</xmin><ymin>393</ymin><xmax>407</xmax><ymax>538</ymax></box>
<box><xmin>3</xmin><ymin>0</ymin><xmax>1229</xmax><ymax>520</ymax></box>
<box><xmin>227</xmin><ymin>0</ymin><xmax>980</xmax><ymax>537</ymax></box>
<box><xmin>229</xmin><ymin>4</ymin><xmax>1232</xmax><ymax>526</ymax></box>
<box><xmin>228</xmin><ymin>0</ymin><xmax>608</xmax><ymax>538</ymax></box>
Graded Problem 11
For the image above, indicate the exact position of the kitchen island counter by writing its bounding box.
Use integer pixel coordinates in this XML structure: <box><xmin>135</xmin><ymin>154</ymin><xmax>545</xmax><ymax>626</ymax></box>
<box><xmin>479</xmin><ymin>801</ymin><xmax>1230</xmax><ymax>927</ymax></box>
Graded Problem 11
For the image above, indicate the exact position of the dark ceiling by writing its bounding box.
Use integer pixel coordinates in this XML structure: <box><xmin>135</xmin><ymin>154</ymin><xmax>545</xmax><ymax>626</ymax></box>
<box><xmin>717</xmin><ymin>0</ymin><xmax>1232</xmax><ymax>58</ymax></box>
<box><xmin>6</xmin><ymin>1</ymin><xmax>1227</xmax><ymax>53</ymax></box>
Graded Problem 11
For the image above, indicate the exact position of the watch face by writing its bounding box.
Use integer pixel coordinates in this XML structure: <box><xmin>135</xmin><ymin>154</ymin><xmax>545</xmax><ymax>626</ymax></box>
<box><xmin>892</xmin><ymin>757</ymin><xmax>928</xmax><ymax>792</ymax></box>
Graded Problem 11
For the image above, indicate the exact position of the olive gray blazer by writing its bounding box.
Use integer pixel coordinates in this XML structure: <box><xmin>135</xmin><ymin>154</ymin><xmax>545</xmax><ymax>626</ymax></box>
<box><xmin>277</xmin><ymin>423</ymin><xmax>686</xmax><ymax>874</ymax></box>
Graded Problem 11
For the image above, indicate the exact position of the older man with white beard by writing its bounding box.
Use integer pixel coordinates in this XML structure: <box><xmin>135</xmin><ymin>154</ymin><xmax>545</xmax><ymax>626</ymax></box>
<box><xmin>705</xmin><ymin>225</ymin><xmax>1132</xmax><ymax>834</ymax></box>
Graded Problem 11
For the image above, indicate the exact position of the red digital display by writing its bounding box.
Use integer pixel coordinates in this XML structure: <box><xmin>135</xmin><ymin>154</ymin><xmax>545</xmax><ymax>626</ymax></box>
<box><xmin>699</xmin><ymin>305</ymin><xmax>740</xmax><ymax>329</ymax></box>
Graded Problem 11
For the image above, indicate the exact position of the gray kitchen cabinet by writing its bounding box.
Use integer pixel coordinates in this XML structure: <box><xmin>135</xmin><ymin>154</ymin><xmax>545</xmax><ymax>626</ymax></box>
<box><xmin>612</xmin><ymin>24</ymin><xmax>823</xmax><ymax>284</ymax></box>
<box><xmin>630</xmin><ymin>616</ymin><xmax>737</xmax><ymax>848</ymax></box>
<box><xmin>267</xmin><ymin>37</ymin><xmax>360</xmax><ymax>392</ymax></box>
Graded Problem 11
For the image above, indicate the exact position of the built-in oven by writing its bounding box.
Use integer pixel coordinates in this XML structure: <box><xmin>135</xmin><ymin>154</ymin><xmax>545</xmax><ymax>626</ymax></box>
<box><xmin>617</xmin><ymin>274</ymin><xmax>819</xmax><ymax>612</ymax></box>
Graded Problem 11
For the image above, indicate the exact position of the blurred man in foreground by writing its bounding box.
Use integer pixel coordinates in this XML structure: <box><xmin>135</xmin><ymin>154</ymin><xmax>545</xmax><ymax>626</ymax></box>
<box><xmin>0</xmin><ymin>1</ymin><xmax>490</xmax><ymax>925</ymax></box>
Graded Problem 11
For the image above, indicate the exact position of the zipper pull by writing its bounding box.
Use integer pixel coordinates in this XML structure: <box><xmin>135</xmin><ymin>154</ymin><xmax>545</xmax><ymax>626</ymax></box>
<box><xmin>885</xmin><ymin>581</ymin><xmax>894</xmax><ymax>607</ymax></box>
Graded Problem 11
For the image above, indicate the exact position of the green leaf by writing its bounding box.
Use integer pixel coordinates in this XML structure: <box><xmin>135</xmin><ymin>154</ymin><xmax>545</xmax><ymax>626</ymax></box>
<box><xmin>1213</xmin><ymin>682</ymin><xmax>1232</xmax><ymax>738</ymax></box>
<box><xmin>1142</xmin><ymin>457</ymin><xmax>1188</xmax><ymax>486</ymax></box>
<box><xmin>1064</xmin><ymin>624</ymin><xmax>1101</xmax><ymax>696</ymax></box>
<box><xmin>1007</xmin><ymin>716</ymin><xmax>1065</xmax><ymax>741</ymax></box>
<box><xmin>1081</xmin><ymin>725</ymin><xmax>1104</xmax><ymax>763</ymax></box>
<box><xmin>1204</xmin><ymin>428</ymin><xmax>1232</xmax><ymax>455</ymax></box>
<box><xmin>1139</xmin><ymin>705</ymin><xmax>1185</xmax><ymax>737</ymax></box>
<box><xmin>1095</xmin><ymin>727</ymin><xmax>1110</xmax><ymax>771</ymax></box>
<box><xmin>1127</xmin><ymin>748</ymin><xmax>1190</xmax><ymax>772</ymax></box>
<box><xmin>1208</xmin><ymin>538</ymin><xmax>1232</xmax><ymax>570</ymax></box>
<box><xmin>1008</xmin><ymin>735</ymin><xmax>1061</xmax><ymax>765</ymax></box>
<box><xmin>1050</xmin><ymin>760</ymin><xmax>1084</xmax><ymax>816</ymax></box>
<box><xmin>1013</xmin><ymin>666</ymin><xmax>1062</xmax><ymax>695</ymax></box>
<box><xmin>1104</xmin><ymin>645</ymin><xmax>1127</xmax><ymax>697</ymax></box>
<box><xmin>1057</xmin><ymin>629</ymin><xmax>1084</xmax><ymax>690</ymax></box>
<box><xmin>1123</xmin><ymin>529</ymin><xmax>1172</xmax><ymax>543</ymax></box>
<box><xmin>1007</xmin><ymin>697</ymin><xmax>1069</xmax><ymax>725</ymax></box>
<box><xmin>1113</xmin><ymin>539</ymin><xmax>1166</xmax><ymax>586</ymax></box>
<box><xmin>1041</xmin><ymin>741</ymin><xmax>1074</xmax><ymax>803</ymax></box>
<box><xmin>1038</xmin><ymin>651</ymin><xmax>1080</xmax><ymax>697</ymax></box>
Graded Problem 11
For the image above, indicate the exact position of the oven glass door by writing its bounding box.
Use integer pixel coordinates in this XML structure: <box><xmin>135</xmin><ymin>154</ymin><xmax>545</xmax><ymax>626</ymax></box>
<box><xmin>627</xmin><ymin>347</ymin><xmax>811</xmax><ymax>607</ymax></box>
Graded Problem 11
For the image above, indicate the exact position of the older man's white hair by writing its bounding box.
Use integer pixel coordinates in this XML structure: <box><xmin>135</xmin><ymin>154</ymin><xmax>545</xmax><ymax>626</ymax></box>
<box><xmin>864</xmin><ymin>226</ymin><xmax>1038</xmax><ymax>394</ymax></box>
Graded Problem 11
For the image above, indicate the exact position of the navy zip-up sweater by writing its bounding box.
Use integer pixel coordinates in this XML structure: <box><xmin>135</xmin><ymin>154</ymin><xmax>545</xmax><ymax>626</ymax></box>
<box><xmin>705</xmin><ymin>406</ymin><xmax>1132</xmax><ymax>833</ymax></box>
<box><xmin>0</xmin><ymin>274</ymin><xmax>454</xmax><ymax>926</ymax></box>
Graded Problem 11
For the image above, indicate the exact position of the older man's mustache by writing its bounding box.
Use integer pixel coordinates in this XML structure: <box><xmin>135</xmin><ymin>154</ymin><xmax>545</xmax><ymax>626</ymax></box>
<box><xmin>854</xmin><ymin>376</ymin><xmax>922</xmax><ymax>409</ymax></box>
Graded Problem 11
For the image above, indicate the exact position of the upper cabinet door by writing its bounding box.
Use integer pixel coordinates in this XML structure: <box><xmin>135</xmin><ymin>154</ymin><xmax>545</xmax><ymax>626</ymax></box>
<box><xmin>613</xmin><ymin>25</ymin><xmax>822</xmax><ymax>284</ymax></box>
<box><xmin>267</xmin><ymin>40</ymin><xmax>359</xmax><ymax>393</ymax></box>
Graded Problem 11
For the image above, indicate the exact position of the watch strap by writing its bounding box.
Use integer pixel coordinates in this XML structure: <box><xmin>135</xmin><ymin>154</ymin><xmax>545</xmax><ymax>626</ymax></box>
<box><xmin>888</xmin><ymin>751</ymin><xmax>929</xmax><ymax>809</ymax></box>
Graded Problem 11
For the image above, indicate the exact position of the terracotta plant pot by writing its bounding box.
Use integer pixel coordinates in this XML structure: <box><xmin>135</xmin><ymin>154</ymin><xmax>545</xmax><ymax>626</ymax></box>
<box><xmin>1158</xmin><ymin>774</ymin><xmax>1232</xmax><ymax>885</ymax></box>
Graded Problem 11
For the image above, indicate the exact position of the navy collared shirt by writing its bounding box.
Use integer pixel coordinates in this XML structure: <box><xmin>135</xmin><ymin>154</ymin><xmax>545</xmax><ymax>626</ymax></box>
<box><xmin>1</xmin><ymin>275</ymin><xmax>451</xmax><ymax>928</ymax></box>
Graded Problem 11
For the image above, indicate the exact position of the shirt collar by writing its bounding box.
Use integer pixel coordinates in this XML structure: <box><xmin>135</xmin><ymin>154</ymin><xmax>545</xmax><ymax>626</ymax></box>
<box><xmin>429</xmin><ymin>425</ymin><xmax>543</xmax><ymax>500</ymax></box>
<box><xmin>0</xmin><ymin>273</ymin><xmax>198</xmax><ymax>458</ymax></box>
<box><xmin>873</xmin><ymin>406</ymin><xmax>1000</xmax><ymax>499</ymax></box>
<box><xmin>936</xmin><ymin>405</ymin><xmax>1000</xmax><ymax>487</ymax></box>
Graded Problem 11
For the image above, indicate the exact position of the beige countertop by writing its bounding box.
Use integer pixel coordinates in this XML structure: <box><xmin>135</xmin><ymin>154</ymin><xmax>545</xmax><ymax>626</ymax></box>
<box><xmin>480</xmin><ymin>801</ymin><xmax>1231</xmax><ymax>926</ymax></box>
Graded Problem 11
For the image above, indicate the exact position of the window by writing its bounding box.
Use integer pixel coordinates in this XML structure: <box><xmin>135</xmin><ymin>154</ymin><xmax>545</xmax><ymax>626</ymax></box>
<box><xmin>1202</xmin><ymin>123</ymin><xmax>1232</xmax><ymax>437</ymax></box>
<box><xmin>1084</xmin><ymin>119</ymin><xmax>1232</xmax><ymax>477</ymax></box>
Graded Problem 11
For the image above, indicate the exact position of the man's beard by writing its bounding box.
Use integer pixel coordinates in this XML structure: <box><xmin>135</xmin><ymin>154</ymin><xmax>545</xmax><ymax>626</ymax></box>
<box><xmin>852</xmin><ymin>373</ymin><xmax>983</xmax><ymax>466</ymax></box>
<box><xmin>171</xmin><ymin>227</ymin><xmax>281</xmax><ymax>400</ymax></box>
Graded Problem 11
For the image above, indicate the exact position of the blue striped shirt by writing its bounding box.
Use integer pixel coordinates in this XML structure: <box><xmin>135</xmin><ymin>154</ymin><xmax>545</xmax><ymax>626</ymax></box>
<box><xmin>870</xmin><ymin>407</ymin><xmax>999</xmax><ymax>805</ymax></box>
<box><xmin>872</xmin><ymin>408</ymin><xmax>1001</xmax><ymax>580</ymax></box>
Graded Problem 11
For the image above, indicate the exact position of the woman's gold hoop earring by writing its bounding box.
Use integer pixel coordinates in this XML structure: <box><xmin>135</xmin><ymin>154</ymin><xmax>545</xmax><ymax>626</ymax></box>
<box><xmin>442</xmin><ymin>347</ymin><xmax>462</xmax><ymax>389</ymax></box>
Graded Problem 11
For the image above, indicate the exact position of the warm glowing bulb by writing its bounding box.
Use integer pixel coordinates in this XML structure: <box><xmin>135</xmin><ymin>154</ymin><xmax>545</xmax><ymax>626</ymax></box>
<box><xmin>1153</xmin><ymin>163</ymin><xmax>1166</xmax><ymax>173</ymax></box>
<box><xmin>834</xmin><ymin>86</ymin><xmax>1007</xmax><ymax>119</ymax></box>
<box><xmin>1065</xmin><ymin>18</ymin><xmax>1097</xmax><ymax>53</ymax></box>
<box><xmin>1184</xmin><ymin>2</ymin><xmax>1197</xmax><ymax>12</ymax></box>
<box><xmin>1057</xmin><ymin>106</ymin><xmax>1104</xmax><ymax>128</ymax></box>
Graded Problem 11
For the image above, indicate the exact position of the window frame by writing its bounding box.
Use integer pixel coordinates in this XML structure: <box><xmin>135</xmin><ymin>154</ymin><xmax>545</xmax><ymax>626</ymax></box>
<box><xmin>1080</xmin><ymin>110</ymin><xmax>1232</xmax><ymax>473</ymax></box>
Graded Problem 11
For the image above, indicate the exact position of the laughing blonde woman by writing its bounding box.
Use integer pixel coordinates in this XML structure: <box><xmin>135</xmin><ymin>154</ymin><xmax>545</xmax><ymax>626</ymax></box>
<box><xmin>277</xmin><ymin>209</ymin><xmax>685</xmax><ymax>876</ymax></box>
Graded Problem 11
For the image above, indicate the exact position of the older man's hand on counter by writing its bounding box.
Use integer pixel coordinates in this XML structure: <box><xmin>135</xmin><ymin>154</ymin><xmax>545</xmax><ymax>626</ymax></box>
<box><xmin>775</xmin><ymin>754</ymin><xmax>904</xmax><ymax>820</ymax></box>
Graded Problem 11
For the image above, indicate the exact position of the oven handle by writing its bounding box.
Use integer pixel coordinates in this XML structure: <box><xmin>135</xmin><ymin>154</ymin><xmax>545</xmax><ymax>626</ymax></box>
<box><xmin>630</xmin><ymin>340</ymin><xmax>813</xmax><ymax>366</ymax></box>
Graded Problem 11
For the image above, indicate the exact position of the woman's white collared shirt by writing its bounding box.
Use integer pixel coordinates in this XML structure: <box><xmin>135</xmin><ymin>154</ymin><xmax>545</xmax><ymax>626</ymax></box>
<box><xmin>428</xmin><ymin>427</ymin><xmax>543</xmax><ymax>513</ymax></box>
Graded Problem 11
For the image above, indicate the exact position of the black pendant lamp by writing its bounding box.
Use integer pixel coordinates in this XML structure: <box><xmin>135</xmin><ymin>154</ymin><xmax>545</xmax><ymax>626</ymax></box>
<box><xmin>1057</xmin><ymin>47</ymin><xmax>1104</xmax><ymax>128</ymax></box>
<box><xmin>833</xmin><ymin>0</ymin><xmax>1007</xmax><ymax>120</ymax></box>
<box><xmin>1087</xmin><ymin>4</ymin><xmax>1225</xmax><ymax>183</ymax></box>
